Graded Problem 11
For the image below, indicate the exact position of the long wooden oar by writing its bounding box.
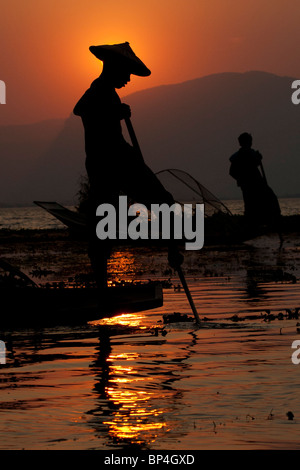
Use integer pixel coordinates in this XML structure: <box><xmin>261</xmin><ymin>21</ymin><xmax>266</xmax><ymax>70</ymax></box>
<box><xmin>260</xmin><ymin>161</ymin><xmax>283</xmax><ymax>248</ymax></box>
<box><xmin>125</xmin><ymin>117</ymin><xmax>145</xmax><ymax>163</ymax></box>
<box><xmin>0</xmin><ymin>258</ymin><xmax>38</xmax><ymax>287</ymax></box>
<box><xmin>176</xmin><ymin>265</ymin><xmax>201</xmax><ymax>325</ymax></box>
<box><xmin>260</xmin><ymin>162</ymin><xmax>268</xmax><ymax>184</ymax></box>
<box><xmin>124</xmin><ymin>115</ymin><xmax>201</xmax><ymax>325</ymax></box>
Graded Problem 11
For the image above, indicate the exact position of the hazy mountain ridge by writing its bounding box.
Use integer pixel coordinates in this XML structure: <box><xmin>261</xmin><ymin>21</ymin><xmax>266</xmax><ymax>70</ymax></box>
<box><xmin>0</xmin><ymin>119</ymin><xmax>66</xmax><ymax>204</ymax></box>
<box><xmin>125</xmin><ymin>71</ymin><xmax>299</xmax><ymax>198</ymax></box>
<box><xmin>0</xmin><ymin>71</ymin><xmax>299</xmax><ymax>206</ymax></box>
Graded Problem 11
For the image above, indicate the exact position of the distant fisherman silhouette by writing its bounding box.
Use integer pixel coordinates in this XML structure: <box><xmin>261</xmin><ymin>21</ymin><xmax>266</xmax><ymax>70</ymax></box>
<box><xmin>74</xmin><ymin>42</ymin><xmax>183</xmax><ymax>287</ymax></box>
<box><xmin>229</xmin><ymin>133</ymin><xmax>282</xmax><ymax>239</ymax></box>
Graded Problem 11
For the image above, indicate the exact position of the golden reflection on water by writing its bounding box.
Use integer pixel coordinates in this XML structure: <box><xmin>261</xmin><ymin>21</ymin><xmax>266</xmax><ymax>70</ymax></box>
<box><xmin>104</xmin><ymin>385</ymin><xmax>166</xmax><ymax>443</ymax></box>
<box><xmin>92</xmin><ymin>313</ymin><xmax>147</xmax><ymax>329</ymax></box>
<box><xmin>108</xmin><ymin>250</ymin><xmax>137</xmax><ymax>278</ymax></box>
<box><xmin>98</xmin><ymin>346</ymin><xmax>167</xmax><ymax>445</ymax></box>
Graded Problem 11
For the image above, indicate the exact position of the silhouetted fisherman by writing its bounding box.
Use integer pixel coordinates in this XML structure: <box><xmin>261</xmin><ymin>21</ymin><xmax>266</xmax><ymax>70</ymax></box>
<box><xmin>74</xmin><ymin>42</ymin><xmax>183</xmax><ymax>287</ymax></box>
<box><xmin>229</xmin><ymin>132</ymin><xmax>282</xmax><ymax>243</ymax></box>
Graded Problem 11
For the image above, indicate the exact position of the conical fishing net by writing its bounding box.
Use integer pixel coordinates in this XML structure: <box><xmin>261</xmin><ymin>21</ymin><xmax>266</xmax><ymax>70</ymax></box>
<box><xmin>156</xmin><ymin>169</ymin><xmax>232</xmax><ymax>217</ymax></box>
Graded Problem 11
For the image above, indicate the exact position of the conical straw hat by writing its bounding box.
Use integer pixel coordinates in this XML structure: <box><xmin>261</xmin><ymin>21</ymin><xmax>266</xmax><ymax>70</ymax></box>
<box><xmin>89</xmin><ymin>42</ymin><xmax>151</xmax><ymax>77</ymax></box>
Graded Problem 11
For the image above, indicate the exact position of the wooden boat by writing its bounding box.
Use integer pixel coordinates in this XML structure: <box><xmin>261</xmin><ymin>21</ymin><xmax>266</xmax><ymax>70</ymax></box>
<box><xmin>34</xmin><ymin>200</ymin><xmax>241</xmax><ymax>245</ymax></box>
<box><xmin>34</xmin><ymin>201</ymin><xmax>87</xmax><ymax>233</ymax></box>
<box><xmin>34</xmin><ymin>170</ymin><xmax>282</xmax><ymax>246</ymax></box>
<box><xmin>0</xmin><ymin>284</ymin><xmax>163</xmax><ymax>329</ymax></box>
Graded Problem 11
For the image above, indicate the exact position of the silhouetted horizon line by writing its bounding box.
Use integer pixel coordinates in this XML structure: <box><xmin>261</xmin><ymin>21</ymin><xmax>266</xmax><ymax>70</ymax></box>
<box><xmin>1</xmin><ymin>194</ymin><xmax>300</xmax><ymax>210</ymax></box>
<box><xmin>1</xmin><ymin>70</ymin><xmax>297</xmax><ymax>128</ymax></box>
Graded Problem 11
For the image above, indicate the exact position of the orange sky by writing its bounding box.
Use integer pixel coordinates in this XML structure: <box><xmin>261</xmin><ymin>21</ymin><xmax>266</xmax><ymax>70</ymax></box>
<box><xmin>1</xmin><ymin>0</ymin><xmax>300</xmax><ymax>125</ymax></box>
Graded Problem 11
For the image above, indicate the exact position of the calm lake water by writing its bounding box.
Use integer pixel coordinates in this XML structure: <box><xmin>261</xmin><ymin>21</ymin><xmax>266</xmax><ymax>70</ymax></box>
<box><xmin>0</xmin><ymin>198</ymin><xmax>299</xmax><ymax>230</ymax></box>
<box><xmin>1</xmin><ymin>229</ymin><xmax>300</xmax><ymax>450</ymax></box>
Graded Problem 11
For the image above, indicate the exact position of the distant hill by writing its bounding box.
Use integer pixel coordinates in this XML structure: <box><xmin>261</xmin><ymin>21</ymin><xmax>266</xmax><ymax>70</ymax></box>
<box><xmin>0</xmin><ymin>71</ymin><xmax>299</xmax><ymax>206</ymax></box>
<box><xmin>125</xmin><ymin>71</ymin><xmax>300</xmax><ymax>200</ymax></box>
<box><xmin>11</xmin><ymin>116</ymin><xmax>86</xmax><ymax>205</ymax></box>
<box><xmin>0</xmin><ymin>119</ymin><xmax>65</xmax><ymax>205</ymax></box>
